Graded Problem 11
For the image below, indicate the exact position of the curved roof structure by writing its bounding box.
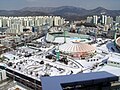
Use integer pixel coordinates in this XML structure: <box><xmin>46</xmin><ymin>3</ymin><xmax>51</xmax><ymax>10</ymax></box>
<box><xmin>59</xmin><ymin>42</ymin><xmax>96</xmax><ymax>54</ymax></box>
<box><xmin>116</xmin><ymin>37</ymin><xmax>120</xmax><ymax>47</ymax></box>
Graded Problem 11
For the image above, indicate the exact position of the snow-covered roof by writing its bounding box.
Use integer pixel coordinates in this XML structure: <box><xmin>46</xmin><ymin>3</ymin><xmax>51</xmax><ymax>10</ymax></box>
<box><xmin>17</xmin><ymin>46</ymin><xmax>37</xmax><ymax>53</ymax></box>
<box><xmin>36</xmin><ymin>37</ymin><xmax>45</xmax><ymax>42</ymax></box>
<box><xmin>3</xmin><ymin>53</ymin><xmax>19</xmax><ymax>60</ymax></box>
<box><xmin>108</xmin><ymin>53</ymin><xmax>120</xmax><ymax>63</ymax></box>
<box><xmin>94</xmin><ymin>65</ymin><xmax>120</xmax><ymax>76</ymax></box>
<box><xmin>53</xmin><ymin>37</ymin><xmax>70</xmax><ymax>43</ymax></box>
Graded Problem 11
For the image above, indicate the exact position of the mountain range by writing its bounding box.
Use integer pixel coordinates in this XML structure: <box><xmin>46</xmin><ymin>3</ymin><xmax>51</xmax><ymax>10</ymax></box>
<box><xmin>0</xmin><ymin>6</ymin><xmax>120</xmax><ymax>20</ymax></box>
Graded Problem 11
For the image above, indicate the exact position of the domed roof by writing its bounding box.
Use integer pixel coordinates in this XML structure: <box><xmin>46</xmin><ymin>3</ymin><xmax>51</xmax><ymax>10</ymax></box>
<box><xmin>59</xmin><ymin>42</ymin><xmax>96</xmax><ymax>54</ymax></box>
<box><xmin>116</xmin><ymin>37</ymin><xmax>120</xmax><ymax>47</ymax></box>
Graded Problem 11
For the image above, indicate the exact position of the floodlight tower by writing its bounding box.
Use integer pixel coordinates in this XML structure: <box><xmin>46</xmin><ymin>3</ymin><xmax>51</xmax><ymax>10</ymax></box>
<box><xmin>114</xmin><ymin>30</ymin><xmax>117</xmax><ymax>46</ymax></box>
<box><xmin>64</xmin><ymin>29</ymin><xmax>66</xmax><ymax>43</ymax></box>
<box><xmin>114</xmin><ymin>23</ymin><xmax>118</xmax><ymax>46</ymax></box>
<box><xmin>56</xmin><ymin>45</ymin><xmax>60</xmax><ymax>61</ymax></box>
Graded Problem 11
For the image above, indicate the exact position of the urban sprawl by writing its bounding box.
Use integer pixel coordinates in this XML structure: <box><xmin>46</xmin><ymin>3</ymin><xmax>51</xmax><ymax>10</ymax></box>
<box><xmin>0</xmin><ymin>15</ymin><xmax>120</xmax><ymax>90</ymax></box>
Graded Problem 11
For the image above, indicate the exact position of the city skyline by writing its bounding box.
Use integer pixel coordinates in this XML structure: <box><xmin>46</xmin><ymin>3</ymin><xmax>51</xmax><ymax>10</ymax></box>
<box><xmin>0</xmin><ymin>0</ymin><xmax>120</xmax><ymax>10</ymax></box>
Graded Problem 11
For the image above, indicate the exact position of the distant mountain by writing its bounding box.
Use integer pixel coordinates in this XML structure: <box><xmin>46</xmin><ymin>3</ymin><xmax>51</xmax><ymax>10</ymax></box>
<box><xmin>88</xmin><ymin>7</ymin><xmax>120</xmax><ymax>16</ymax></box>
<box><xmin>0</xmin><ymin>10</ymin><xmax>48</xmax><ymax>16</ymax></box>
<box><xmin>51</xmin><ymin>6</ymin><xmax>87</xmax><ymax>16</ymax></box>
<box><xmin>19</xmin><ymin>6</ymin><xmax>120</xmax><ymax>16</ymax></box>
<box><xmin>20</xmin><ymin>7</ymin><xmax>54</xmax><ymax>13</ymax></box>
<box><xmin>20</xmin><ymin>6</ymin><xmax>87</xmax><ymax>15</ymax></box>
<box><xmin>0</xmin><ymin>6</ymin><xmax>120</xmax><ymax>20</ymax></box>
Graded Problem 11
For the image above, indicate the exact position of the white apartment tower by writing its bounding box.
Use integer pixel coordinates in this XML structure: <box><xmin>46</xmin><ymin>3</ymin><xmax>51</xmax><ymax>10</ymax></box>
<box><xmin>102</xmin><ymin>15</ymin><xmax>107</xmax><ymax>25</ymax></box>
<box><xmin>93</xmin><ymin>15</ymin><xmax>98</xmax><ymax>24</ymax></box>
<box><xmin>0</xmin><ymin>19</ymin><xmax>2</xmax><ymax>27</ymax></box>
<box><xmin>116</xmin><ymin>16</ymin><xmax>120</xmax><ymax>24</ymax></box>
<box><xmin>87</xmin><ymin>16</ymin><xmax>93</xmax><ymax>23</ymax></box>
<box><xmin>0</xmin><ymin>16</ymin><xmax>65</xmax><ymax>34</ymax></box>
<box><xmin>107</xmin><ymin>16</ymin><xmax>113</xmax><ymax>25</ymax></box>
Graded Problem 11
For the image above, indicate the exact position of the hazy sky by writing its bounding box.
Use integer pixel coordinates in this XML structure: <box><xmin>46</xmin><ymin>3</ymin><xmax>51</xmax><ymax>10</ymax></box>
<box><xmin>0</xmin><ymin>0</ymin><xmax>120</xmax><ymax>10</ymax></box>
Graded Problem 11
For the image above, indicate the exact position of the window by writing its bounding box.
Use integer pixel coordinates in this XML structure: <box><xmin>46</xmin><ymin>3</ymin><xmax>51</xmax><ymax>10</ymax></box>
<box><xmin>114</xmin><ymin>62</ymin><xmax>116</xmax><ymax>64</ymax></box>
<box><xmin>117</xmin><ymin>63</ymin><xmax>119</xmax><ymax>65</ymax></box>
<box><xmin>110</xmin><ymin>61</ymin><xmax>113</xmax><ymax>64</ymax></box>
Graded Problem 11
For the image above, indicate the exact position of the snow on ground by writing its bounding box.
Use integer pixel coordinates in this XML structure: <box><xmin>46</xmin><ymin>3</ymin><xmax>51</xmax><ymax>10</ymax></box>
<box><xmin>8</xmin><ymin>84</ymin><xmax>27</xmax><ymax>90</ymax></box>
<box><xmin>2</xmin><ymin>53</ymin><xmax>19</xmax><ymax>60</ymax></box>
<box><xmin>7</xmin><ymin>58</ymin><xmax>73</xmax><ymax>80</ymax></box>
<box><xmin>53</xmin><ymin>37</ymin><xmax>71</xmax><ymax>43</ymax></box>
<box><xmin>36</xmin><ymin>36</ymin><xmax>45</xmax><ymax>42</ymax></box>
<box><xmin>108</xmin><ymin>53</ymin><xmax>120</xmax><ymax>63</ymax></box>
<box><xmin>17</xmin><ymin>46</ymin><xmax>38</xmax><ymax>54</ymax></box>
<box><xmin>2</xmin><ymin>36</ymin><xmax>120</xmax><ymax>81</ymax></box>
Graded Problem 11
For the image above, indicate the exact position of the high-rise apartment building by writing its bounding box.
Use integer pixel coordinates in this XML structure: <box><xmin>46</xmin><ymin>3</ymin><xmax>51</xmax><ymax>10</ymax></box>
<box><xmin>107</xmin><ymin>16</ymin><xmax>113</xmax><ymax>25</ymax></box>
<box><xmin>102</xmin><ymin>15</ymin><xmax>107</xmax><ymax>25</ymax></box>
<box><xmin>116</xmin><ymin>16</ymin><xmax>120</xmax><ymax>24</ymax></box>
<box><xmin>0</xmin><ymin>16</ymin><xmax>65</xmax><ymax>34</ymax></box>
<box><xmin>93</xmin><ymin>15</ymin><xmax>98</xmax><ymax>24</ymax></box>
<box><xmin>0</xmin><ymin>19</ymin><xmax>2</xmax><ymax>27</ymax></box>
<box><xmin>87</xmin><ymin>15</ymin><xmax>114</xmax><ymax>26</ymax></box>
<box><xmin>87</xmin><ymin>16</ymin><xmax>93</xmax><ymax>23</ymax></box>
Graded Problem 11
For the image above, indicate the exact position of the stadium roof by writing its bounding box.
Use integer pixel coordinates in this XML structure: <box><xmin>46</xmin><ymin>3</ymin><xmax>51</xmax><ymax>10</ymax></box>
<box><xmin>116</xmin><ymin>37</ymin><xmax>120</xmax><ymax>47</ymax></box>
<box><xmin>59</xmin><ymin>42</ymin><xmax>96</xmax><ymax>54</ymax></box>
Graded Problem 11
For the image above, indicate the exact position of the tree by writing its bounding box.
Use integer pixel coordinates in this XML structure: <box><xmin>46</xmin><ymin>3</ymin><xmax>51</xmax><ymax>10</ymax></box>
<box><xmin>14</xmin><ymin>65</ymin><xmax>16</xmax><ymax>69</ymax></box>
<box><xmin>40</xmin><ymin>61</ymin><xmax>44</xmax><ymax>64</ymax></box>
<box><xmin>20</xmin><ymin>61</ymin><xmax>23</xmax><ymax>64</ymax></box>
<box><xmin>30</xmin><ymin>71</ymin><xmax>33</xmax><ymax>75</ymax></box>
<box><xmin>36</xmin><ymin>73</ymin><xmax>39</xmax><ymax>77</ymax></box>
<box><xmin>8</xmin><ymin>62</ymin><xmax>13</xmax><ymax>67</ymax></box>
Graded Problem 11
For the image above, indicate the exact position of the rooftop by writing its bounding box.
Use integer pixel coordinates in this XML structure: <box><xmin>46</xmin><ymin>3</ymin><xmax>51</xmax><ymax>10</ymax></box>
<box><xmin>41</xmin><ymin>71</ymin><xmax>118</xmax><ymax>90</ymax></box>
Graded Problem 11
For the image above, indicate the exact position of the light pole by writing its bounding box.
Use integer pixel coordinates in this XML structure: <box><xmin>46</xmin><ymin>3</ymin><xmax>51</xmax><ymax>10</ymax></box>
<box><xmin>114</xmin><ymin>31</ymin><xmax>117</xmax><ymax>46</ymax></box>
<box><xmin>64</xmin><ymin>29</ymin><xmax>66</xmax><ymax>43</ymax></box>
<box><xmin>55</xmin><ymin>43</ymin><xmax>60</xmax><ymax>61</ymax></box>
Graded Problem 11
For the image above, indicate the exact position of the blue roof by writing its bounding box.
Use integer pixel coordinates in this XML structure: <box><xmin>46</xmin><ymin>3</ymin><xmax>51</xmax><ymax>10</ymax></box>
<box><xmin>41</xmin><ymin>71</ymin><xmax>118</xmax><ymax>90</ymax></box>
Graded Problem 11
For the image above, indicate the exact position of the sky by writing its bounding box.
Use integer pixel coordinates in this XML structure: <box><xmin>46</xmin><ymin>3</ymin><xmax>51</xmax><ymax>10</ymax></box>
<box><xmin>0</xmin><ymin>0</ymin><xmax>120</xmax><ymax>10</ymax></box>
